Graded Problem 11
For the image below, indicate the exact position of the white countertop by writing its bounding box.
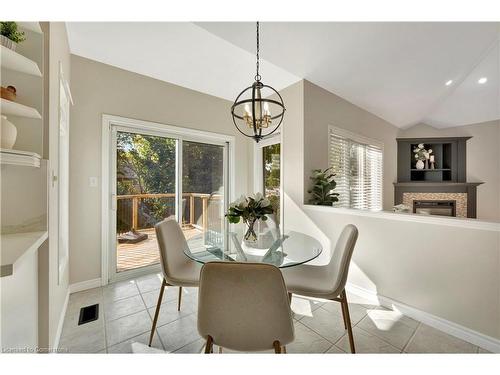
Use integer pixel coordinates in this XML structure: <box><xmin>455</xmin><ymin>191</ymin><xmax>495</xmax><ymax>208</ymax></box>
<box><xmin>1</xmin><ymin>231</ymin><xmax>48</xmax><ymax>277</ymax></box>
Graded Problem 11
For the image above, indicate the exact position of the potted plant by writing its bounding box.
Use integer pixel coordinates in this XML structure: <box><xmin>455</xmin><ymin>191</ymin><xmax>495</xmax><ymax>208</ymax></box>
<box><xmin>308</xmin><ymin>167</ymin><xmax>340</xmax><ymax>206</ymax></box>
<box><xmin>225</xmin><ymin>193</ymin><xmax>274</xmax><ymax>242</ymax></box>
<box><xmin>1</xmin><ymin>22</ymin><xmax>26</xmax><ymax>51</ymax></box>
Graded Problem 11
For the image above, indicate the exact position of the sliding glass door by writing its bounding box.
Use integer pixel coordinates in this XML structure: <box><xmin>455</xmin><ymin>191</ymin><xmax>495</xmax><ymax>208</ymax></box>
<box><xmin>109</xmin><ymin>124</ymin><xmax>228</xmax><ymax>281</ymax></box>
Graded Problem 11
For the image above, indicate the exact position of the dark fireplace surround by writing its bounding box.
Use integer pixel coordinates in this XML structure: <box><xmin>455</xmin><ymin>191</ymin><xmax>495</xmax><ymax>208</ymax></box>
<box><xmin>394</xmin><ymin>137</ymin><xmax>483</xmax><ymax>219</ymax></box>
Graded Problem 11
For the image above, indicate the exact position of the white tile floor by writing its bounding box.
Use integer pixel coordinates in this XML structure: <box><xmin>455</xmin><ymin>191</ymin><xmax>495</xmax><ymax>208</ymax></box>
<box><xmin>59</xmin><ymin>272</ymin><xmax>490</xmax><ymax>354</ymax></box>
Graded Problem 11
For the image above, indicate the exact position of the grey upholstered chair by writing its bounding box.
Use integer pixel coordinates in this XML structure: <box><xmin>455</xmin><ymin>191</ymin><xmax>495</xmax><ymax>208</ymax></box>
<box><xmin>282</xmin><ymin>224</ymin><xmax>359</xmax><ymax>353</ymax></box>
<box><xmin>197</xmin><ymin>262</ymin><xmax>295</xmax><ymax>353</ymax></box>
<box><xmin>148</xmin><ymin>218</ymin><xmax>201</xmax><ymax>347</ymax></box>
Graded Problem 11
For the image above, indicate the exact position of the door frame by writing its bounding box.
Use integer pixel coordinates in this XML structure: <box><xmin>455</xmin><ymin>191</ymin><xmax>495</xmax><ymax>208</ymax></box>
<box><xmin>253</xmin><ymin>133</ymin><xmax>284</xmax><ymax>228</ymax></box>
<box><xmin>101</xmin><ymin>114</ymin><xmax>235</xmax><ymax>285</ymax></box>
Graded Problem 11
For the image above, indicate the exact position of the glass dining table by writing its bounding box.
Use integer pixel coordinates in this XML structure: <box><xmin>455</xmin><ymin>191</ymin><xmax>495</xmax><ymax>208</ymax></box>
<box><xmin>184</xmin><ymin>227</ymin><xmax>322</xmax><ymax>268</ymax></box>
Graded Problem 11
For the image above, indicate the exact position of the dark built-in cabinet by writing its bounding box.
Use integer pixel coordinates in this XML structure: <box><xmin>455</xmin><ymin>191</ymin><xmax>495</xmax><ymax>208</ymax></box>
<box><xmin>394</xmin><ymin>137</ymin><xmax>482</xmax><ymax>218</ymax></box>
<box><xmin>396</xmin><ymin>137</ymin><xmax>469</xmax><ymax>183</ymax></box>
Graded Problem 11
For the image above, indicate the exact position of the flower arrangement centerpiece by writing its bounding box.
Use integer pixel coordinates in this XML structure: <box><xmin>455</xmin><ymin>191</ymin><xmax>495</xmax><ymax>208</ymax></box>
<box><xmin>413</xmin><ymin>143</ymin><xmax>433</xmax><ymax>169</ymax></box>
<box><xmin>225</xmin><ymin>193</ymin><xmax>274</xmax><ymax>242</ymax></box>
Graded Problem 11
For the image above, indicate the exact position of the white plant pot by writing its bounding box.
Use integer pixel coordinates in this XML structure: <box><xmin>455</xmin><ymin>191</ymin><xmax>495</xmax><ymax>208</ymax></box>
<box><xmin>0</xmin><ymin>35</ymin><xmax>17</xmax><ymax>51</ymax></box>
<box><xmin>1</xmin><ymin>115</ymin><xmax>17</xmax><ymax>149</ymax></box>
<box><xmin>416</xmin><ymin>160</ymin><xmax>425</xmax><ymax>170</ymax></box>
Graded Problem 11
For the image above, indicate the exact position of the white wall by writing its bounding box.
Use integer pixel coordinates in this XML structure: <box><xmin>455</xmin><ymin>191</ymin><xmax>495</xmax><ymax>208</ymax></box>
<box><xmin>281</xmin><ymin>79</ymin><xmax>500</xmax><ymax>346</ymax></box>
<box><xmin>303</xmin><ymin>80</ymin><xmax>399</xmax><ymax>210</ymax></box>
<box><xmin>69</xmin><ymin>55</ymin><xmax>252</xmax><ymax>284</ymax></box>
<box><xmin>35</xmin><ymin>22</ymin><xmax>72</xmax><ymax>349</ymax></box>
<box><xmin>302</xmin><ymin>206</ymin><xmax>500</xmax><ymax>341</ymax></box>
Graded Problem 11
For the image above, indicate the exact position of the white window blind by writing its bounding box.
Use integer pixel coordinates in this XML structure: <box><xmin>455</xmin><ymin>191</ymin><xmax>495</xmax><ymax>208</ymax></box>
<box><xmin>329</xmin><ymin>127</ymin><xmax>383</xmax><ymax>211</ymax></box>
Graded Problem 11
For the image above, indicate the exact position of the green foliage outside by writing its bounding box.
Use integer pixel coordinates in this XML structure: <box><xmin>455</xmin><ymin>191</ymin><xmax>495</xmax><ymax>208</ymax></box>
<box><xmin>116</xmin><ymin>132</ymin><xmax>223</xmax><ymax>232</ymax></box>
<box><xmin>308</xmin><ymin>167</ymin><xmax>340</xmax><ymax>206</ymax></box>
<box><xmin>263</xmin><ymin>143</ymin><xmax>281</xmax><ymax>222</ymax></box>
<box><xmin>1</xmin><ymin>22</ymin><xmax>26</xmax><ymax>43</ymax></box>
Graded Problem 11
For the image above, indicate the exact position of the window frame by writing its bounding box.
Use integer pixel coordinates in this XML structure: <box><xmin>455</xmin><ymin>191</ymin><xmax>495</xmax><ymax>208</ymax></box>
<box><xmin>328</xmin><ymin>125</ymin><xmax>384</xmax><ymax>211</ymax></box>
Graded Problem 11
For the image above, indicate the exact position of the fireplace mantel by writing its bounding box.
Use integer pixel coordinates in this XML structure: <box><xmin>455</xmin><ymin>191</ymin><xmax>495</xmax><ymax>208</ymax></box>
<box><xmin>393</xmin><ymin>181</ymin><xmax>483</xmax><ymax>218</ymax></box>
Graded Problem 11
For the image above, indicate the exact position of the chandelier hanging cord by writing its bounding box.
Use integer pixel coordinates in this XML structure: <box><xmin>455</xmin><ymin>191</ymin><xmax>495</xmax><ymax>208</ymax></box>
<box><xmin>255</xmin><ymin>21</ymin><xmax>261</xmax><ymax>82</ymax></box>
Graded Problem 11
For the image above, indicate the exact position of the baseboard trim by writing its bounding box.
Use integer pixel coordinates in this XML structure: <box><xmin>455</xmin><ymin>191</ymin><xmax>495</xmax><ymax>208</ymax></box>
<box><xmin>346</xmin><ymin>282</ymin><xmax>500</xmax><ymax>353</ymax></box>
<box><xmin>53</xmin><ymin>289</ymin><xmax>69</xmax><ymax>350</ymax></box>
<box><xmin>69</xmin><ymin>278</ymin><xmax>102</xmax><ymax>294</ymax></box>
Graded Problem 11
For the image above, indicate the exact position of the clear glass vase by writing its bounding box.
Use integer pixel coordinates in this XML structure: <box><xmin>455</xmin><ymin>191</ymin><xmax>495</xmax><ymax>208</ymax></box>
<box><xmin>243</xmin><ymin>217</ymin><xmax>258</xmax><ymax>242</ymax></box>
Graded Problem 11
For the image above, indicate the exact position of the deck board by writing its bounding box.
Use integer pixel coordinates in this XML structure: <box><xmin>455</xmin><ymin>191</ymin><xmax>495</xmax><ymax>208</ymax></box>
<box><xmin>116</xmin><ymin>226</ymin><xmax>202</xmax><ymax>273</ymax></box>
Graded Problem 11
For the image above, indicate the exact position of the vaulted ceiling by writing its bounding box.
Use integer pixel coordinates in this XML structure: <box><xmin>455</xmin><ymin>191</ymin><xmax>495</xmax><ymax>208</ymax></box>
<box><xmin>66</xmin><ymin>22</ymin><xmax>500</xmax><ymax>129</ymax></box>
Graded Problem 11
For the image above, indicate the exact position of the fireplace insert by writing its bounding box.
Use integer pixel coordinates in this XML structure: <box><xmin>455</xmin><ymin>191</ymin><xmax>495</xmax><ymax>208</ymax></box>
<box><xmin>413</xmin><ymin>200</ymin><xmax>456</xmax><ymax>217</ymax></box>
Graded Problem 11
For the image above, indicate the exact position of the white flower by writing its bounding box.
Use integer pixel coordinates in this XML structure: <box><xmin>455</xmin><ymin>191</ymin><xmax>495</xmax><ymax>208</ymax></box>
<box><xmin>252</xmin><ymin>192</ymin><xmax>264</xmax><ymax>202</ymax></box>
<box><xmin>418</xmin><ymin>143</ymin><xmax>424</xmax><ymax>149</ymax></box>
<box><xmin>413</xmin><ymin>149</ymin><xmax>418</xmax><ymax>153</ymax></box>
<box><xmin>424</xmin><ymin>152</ymin><xmax>429</xmax><ymax>159</ymax></box>
<box><xmin>414</xmin><ymin>154</ymin><xmax>418</xmax><ymax>159</ymax></box>
<box><xmin>428</xmin><ymin>149</ymin><xmax>433</xmax><ymax>153</ymax></box>
<box><xmin>233</xmin><ymin>195</ymin><xmax>248</xmax><ymax>208</ymax></box>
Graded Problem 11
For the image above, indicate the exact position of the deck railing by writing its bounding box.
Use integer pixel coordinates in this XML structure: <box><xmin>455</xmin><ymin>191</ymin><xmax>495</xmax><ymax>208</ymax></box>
<box><xmin>116</xmin><ymin>192</ymin><xmax>223</xmax><ymax>234</ymax></box>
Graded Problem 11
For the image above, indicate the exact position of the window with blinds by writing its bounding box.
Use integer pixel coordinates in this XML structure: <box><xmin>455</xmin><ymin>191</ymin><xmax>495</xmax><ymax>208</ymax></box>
<box><xmin>329</xmin><ymin>126</ymin><xmax>383</xmax><ymax>211</ymax></box>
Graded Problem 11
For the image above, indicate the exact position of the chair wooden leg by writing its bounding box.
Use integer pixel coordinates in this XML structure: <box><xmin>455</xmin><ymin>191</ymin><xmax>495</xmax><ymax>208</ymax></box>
<box><xmin>177</xmin><ymin>286</ymin><xmax>183</xmax><ymax>311</ymax></box>
<box><xmin>340</xmin><ymin>290</ymin><xmax>356</xmax><ymax>353</ymax></box>
<box><xmin>339</xmin><ymin>298</ymin><xmax>348</xmax><ymax>329</ymax></box>
<box><xmin>205</xmin><ymin>336</ymin><xmax>213</xmax><ymax>354</ymax></box>
<box><xmin>273</xmin><ymin>340</ymin><xmax>282</xmax><ymax>354</ymax></box>
<box><xmin>148</xmin><ymin>278</ymin><xmax>166</xmax><ymax>347</ymax></box>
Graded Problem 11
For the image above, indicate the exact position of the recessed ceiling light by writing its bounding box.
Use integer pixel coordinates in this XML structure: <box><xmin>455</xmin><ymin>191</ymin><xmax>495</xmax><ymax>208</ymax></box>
<box><xmin>478</xmin><ymin>77</ymin><xmax>488</xmax><ymax>84</ymax></box>
<box><xmin>445</xmin><ymin>80</ymin><xmax>453</xmax><ymax>86</ymax></box>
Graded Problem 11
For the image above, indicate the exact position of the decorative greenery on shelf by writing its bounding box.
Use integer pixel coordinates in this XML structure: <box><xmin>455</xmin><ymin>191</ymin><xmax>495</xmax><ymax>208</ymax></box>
<box><xmin>0</xmin><ymin>22</ymin><xmax>26</xmax><ymax>44</ymax></box>
<box><xmin>308</xmin><ymin>167</ymin><xmax>340</xmax><ymax>206</ymax></box>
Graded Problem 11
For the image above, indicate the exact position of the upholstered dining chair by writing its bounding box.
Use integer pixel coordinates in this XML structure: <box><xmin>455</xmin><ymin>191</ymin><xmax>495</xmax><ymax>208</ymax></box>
<box><xmin>148</xmin><ymin>218</ymin><xmax>201</xmax><ymax>347</ymax></box>
<box><xmin>197</xmin><ymin>262</ymin><xmax>295</xmax><ymax>353</ymax></box>
<box><xmin>282</xmin><ymin>224</ymin><xmax>359</xmax><ymax>353</ymax></box>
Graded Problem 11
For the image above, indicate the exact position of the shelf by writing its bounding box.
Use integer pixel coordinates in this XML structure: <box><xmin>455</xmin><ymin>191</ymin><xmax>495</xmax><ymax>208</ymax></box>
<box><xmin>0</xmin><ymin>98</ymin><xmax>41</xmax><ymax>119</ymax></box>
<box><xmin>0</xmin><ymin>148</ymin><xmax>41</xmax><ymax>167</ymax></box>
<box><xmin>17</xmin><ymin>22</ymin><xmax>42</xmax><ymax>34</ymax></box>
<box><xmin>1</xmin><ymin>231</ymin><xmax>48</xmax><ymax>277</ymax></box>
<box><xmin>410</xmin><ymin>169</ymin><xmax>451</xmax><ymax>171</ymax></box>
<box><xmin>0</xmin><ymin>45</ymin><xmax>42</xmax><ymax>77</ymax></box>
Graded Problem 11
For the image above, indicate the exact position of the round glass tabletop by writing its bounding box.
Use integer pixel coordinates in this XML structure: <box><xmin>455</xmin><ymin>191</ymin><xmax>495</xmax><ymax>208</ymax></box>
<box><xmin>184</xmin><ymin>229</ymin><xmax>322</xmax><ymax>268</ymax></box>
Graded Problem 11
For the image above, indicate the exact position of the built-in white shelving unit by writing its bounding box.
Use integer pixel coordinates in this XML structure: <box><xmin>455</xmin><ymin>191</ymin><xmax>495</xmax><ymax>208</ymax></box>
<box><xmin>1</xmin><ymin>231</ymin><xmax>48</xmax><ymax>277</ymax></box>
<box><xmin>0</xmin><ymin>45</ymin><xmax>42</xmax><ymax>77</ymax></box>
<box><xmin>0</xmin><ymin>148</ymin><xmax>41</xmax><ymax>168</ymax></box>
<box><xmin>1</xmin><ymin>98</ymin><xmax>42</xmax><ymax>119</ymax></box>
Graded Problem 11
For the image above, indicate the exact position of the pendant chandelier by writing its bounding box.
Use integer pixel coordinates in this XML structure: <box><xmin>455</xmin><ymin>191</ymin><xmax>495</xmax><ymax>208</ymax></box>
<box><xmin>231</xmin><ymin>22</ymin><xmax>286</xmax><ymax>143</ymax></box>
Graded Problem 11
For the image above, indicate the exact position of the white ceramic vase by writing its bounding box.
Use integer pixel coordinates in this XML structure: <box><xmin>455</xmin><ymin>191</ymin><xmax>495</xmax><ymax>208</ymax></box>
<box><xmin>1</xmin><ymin>115</ymin><xmax>17</xmax><ymax>149</ymax></box>
<box><xmin>416</xmin><ymin>159</ymin><xmax>425</xmax><ymax>170</ymax></box>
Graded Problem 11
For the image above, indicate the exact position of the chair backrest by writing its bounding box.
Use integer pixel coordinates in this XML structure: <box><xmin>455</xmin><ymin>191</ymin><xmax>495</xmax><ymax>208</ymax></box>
<box><xmin>154</xmin><ymin>218</ymin><xmax>191</xmax><ymax>281</ymax></box>
<box><xmin>197</xmin><ymin>262</ymin><xmax>294</xmax><ymax>352</ymax></box>
<box><xmin>328</xmin><ymin>224</ymin><xmax>359</xmax><ymax>296</ymax></box>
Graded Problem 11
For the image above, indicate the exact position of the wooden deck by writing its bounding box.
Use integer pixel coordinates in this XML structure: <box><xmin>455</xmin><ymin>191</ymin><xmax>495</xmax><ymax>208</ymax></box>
<box><xmin>116</xmin><ymin>225</ymin><xmax>202</xmax><ymax>273</ymax></box>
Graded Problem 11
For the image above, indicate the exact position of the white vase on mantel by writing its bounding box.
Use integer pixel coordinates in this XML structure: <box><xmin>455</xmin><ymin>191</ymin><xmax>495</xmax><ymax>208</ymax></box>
<box><xmin>1</xmin><ymin>115</ymin><xmax>17</xmax><ymax>149</ymax></box>
<box><xmin>416</xmin><ymin>160</ymin><xmax>425</xmax><ymax>170</ymax></box>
